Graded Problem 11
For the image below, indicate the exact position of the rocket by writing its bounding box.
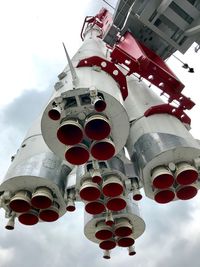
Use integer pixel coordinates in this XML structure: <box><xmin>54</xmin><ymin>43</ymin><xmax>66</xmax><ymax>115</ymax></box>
<box><xmin>0</xmin><ymin>5</ymin><xmax>200</xmax><ymax>259</ymax></box>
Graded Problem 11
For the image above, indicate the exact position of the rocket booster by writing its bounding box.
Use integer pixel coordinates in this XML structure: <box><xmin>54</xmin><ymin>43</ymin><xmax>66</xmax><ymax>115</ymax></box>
<box><xmin>1</xmin><ymin>7</ymin><xmax>200</xmax><ymax>259</ymax></box>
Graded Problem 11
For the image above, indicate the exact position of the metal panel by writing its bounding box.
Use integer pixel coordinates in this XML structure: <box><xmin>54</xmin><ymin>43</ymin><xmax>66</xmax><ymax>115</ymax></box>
<box><xmin>176</xmin><ymin>0</ymin><xmax>200</xmax><ymax>18</ymax></box>
<box><xmin>164</xmin><ymin>8</ymin><xmax>191</xmax><ymax>30</ymax></box>
<box><xmin>109</xmin><ymin>0</ymin><xmax>200</xmax><ymax>57</ymax></box>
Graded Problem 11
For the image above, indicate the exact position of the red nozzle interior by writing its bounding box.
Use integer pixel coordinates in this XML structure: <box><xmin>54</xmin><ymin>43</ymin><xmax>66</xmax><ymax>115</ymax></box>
<box><xmin>18</xmin><ymin>212</ymin><xmax>39</xmax><ymax>226</ymax></box>
<box><xmin>176</xmin><ymin>169</ymin><xmax>198</xmax><ymax>185</ymax></box>
<box><xmin>85</xmin><ymin>201</ymin><xmax>105</xmax><ymax>215</ymax></box>
<box><xmin>39</xmin><ymin>209</ymin><xmax>59</xmax><ymax>222</ymax></box>
<box><xmin>106</xmin><ymin>197</ymin><xmax>126</xmax><ymax>211</ymax></box>
<box><xmin>94</xmin><ymin>99</ymin><xmax>107</xmax><ymax>112</ymax></box>
<box><xmin>84</xmin><ymin>116</ymin><xmax>110</xmax><ymax>140</ymax></box>
<box><xmin>31</xmin><ymin>195</ymin><xmax>52</xmax><ymax>210</ymax></box>
<box><xmin>9</xmin><ymin>199</ymin><xmax>31</xmax><ymax>213</ymax></box>
<box><xmin>154</xmin><ymin>189</ymin><xmax>175</xmax><ymax>204</ymax></box>
<box><xmin>115</xmin><ymin>226</ymin><xmax>132</xmax><ymax>237</ymax></box>
<box><xmin>118</xmin><ymin>237</ymin><xmax>135</xmax><ymax>247</ymax></box>
<box><xmin>176</xmin><ymin>185</ymin><xmax>198</xmax><ymax>200</ymax></box>
<box><xmin>153</xmin><ymin>173</ymin><xmax>174</xmax><ymax>189</ymax></box>
<box><xmin>65</xmin><ymin>145</ymin><xmax>90</xmax><ymax>165</ymax></box>
<box><xmin>48</xmin><ymin>109</ymin><xmax>61</xmax><ymax>120</ymax></box>
<box><xmin>105</xmin><ymin>220</ymin><xmax>114</xmax><ymax>226</ymax></box>
<box><xmin>103</xmin><ymin>182</ymin><xmax>123</xmax><ymax>198</ymax></box>
<box><xmin>99</xmin><ymin>240</ymin><xmax>116</xmax><ymax>250</ymax></box>
<box><xmin>80</xmin><ymin>184</ymin><xmax>101</xmax><ymax>202</ymax></box>
<box><xmin>92</xmin><ymin>175</ymin><xmax>102</xmax><ymax>184</ymax></box>
<box><xmin>57</xmin><ymin>121</ymin><xmax>83</xmax><ymax>145</ymax></box>
<box><xmin>95</xmin><ymin>229</ymin><xmax>113</xmax><ymax>240</ymax></box>
<box><xmin>91</xmin><ymin>140</ymin><xmax>115</xmax><ymax>160</ymax></box>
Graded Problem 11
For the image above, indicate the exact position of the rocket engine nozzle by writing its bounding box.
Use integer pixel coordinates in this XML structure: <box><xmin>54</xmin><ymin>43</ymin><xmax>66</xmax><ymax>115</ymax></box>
<box><xmin>93</xmin><ymin>98</ymin><xmax>107</xmax><ymax>112</ymax></box>
<box><xmin>80</xmin><ymin>179</ymin><xmax>101</xmax><ymax>201</ymax></box>
<box><xmin>65</xmin><ymin>144</ymin><xmax>90</xmax><ymax>165</ymax></box>
<box><xmin>175</xmin><ymin>162</ymin><xmax>198</xmax><ymax>185</ymax></box>
<box><xmin>103</xmin><ymin>250</ymin><xmax>111</xmax><ymax>259</ymax></box>
<box><xmin>154</xmin><ymin>188</ymin><xmax>175</xmax><ymax>204</ymax></box>
<box><xmin>57</xmin><ymin>119</ymin><xmax>83</xmax><ymax>145</ymax></box>
<box><xmin>66</xmin><ymin>198</ymin><xmax>76</xmax><ymax>212</ymax></box>
<box><xmin>117</xmin><ymin>235</ymin><xmax>135</xmax><ymax>247</ymax></box>
<box><xmin>84</xmin><ymin>114</ymin><xmax>111</xmax><ymax>141</ymax></box>
<box><xmin>9</xmin><ymin>190</ymin><xmax>31</xmax><ymax>213</ymax></box>
<box><xmin>99</xmin><ymin>239</ymin><xmax>116</xmax><ymax>250</ymax></box>
<box><xmin>102</xmin><ymin>176</ymin><xmax>123</xmax><ymax>197</ymax></box>
<box><xmin>176</xmin><ymin>184</ymin><xmax>198</xmax><ymax>200</ymax></box>
<box><xmin>105</xmin><ymin>211</ymin><xmax>114</xmax><ymax>226</ymax></box>
<box><xmin>152</xmin><ymin>166</ymin><xmax>174</xmax><ymax>189</ymax></box>
<box><xmin>5</xmin><ymin>215</ymin><xmax>15</xmax><ymax>230</ymax></box>
<box><xmin>132</xmin><ymin>189</ymin><xmax>143</xmax><ymax>201</ymax></box>
<box><xmin>91</xmin><ymin>169</ymin><xmax>102</xmax><ymax>184</ymax></box>
<box><xmin>85</xmin><ymin>200</ymin><xmax>105</xmax><ymax>215</ymax></box>
<box><xmin>114</xmin><ymin>218</ymin><xmax>133</xmax><ymax>237</ymax></box>
<box><xmin>95</xmin><ymin>221</ymin><xmax>113</xmax><ymax>240</ymax></box>
<box><xmin>48</xmin><ymin>106</ymin><xmax>61</xmax><ymax>121</ymax></box>
<box><xmin>31</xmin><ymin>187</ymin><xmax>53</xmax><ymax>209</ymax></box>
<box><xmin>18</xmin><ymin>209</ymin><xmax>39</xmax><ymax>226</ymax></box>
<box><xmin>106</xmin><ymin>196</ymin><xmax>127</xmax><ymax>211</ymax></box>
<box><xmin>91</xmin><ymin>139</ymin><xmax>115</xmax><ymax>160</ymax></box>
<box><xmin>39</xmin><ymin>202</ymin><xmax>59</xmax><ymax>222</ymax></box>
<box><xmin>128</xmin><ymin>246</ymin><xmax>136</xmax><ymax>256</ymax></box>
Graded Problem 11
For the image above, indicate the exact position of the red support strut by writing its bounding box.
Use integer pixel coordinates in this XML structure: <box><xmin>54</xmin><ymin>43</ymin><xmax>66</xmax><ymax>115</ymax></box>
<box><xmin>111</xmin><ymin>32</ymin><xmax>195</xmax><ymax>111</ymax></box>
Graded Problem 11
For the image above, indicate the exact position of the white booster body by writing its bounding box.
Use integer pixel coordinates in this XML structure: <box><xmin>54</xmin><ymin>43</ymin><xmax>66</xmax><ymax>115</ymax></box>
<box><xmin>0</xmin><ymin>118</ymin><xmax>72</xmax><ymax>223</ymax></box>
<box><xmin>41</xmin><ymin>26</ymin><xmax>129</xmax><ymax>165</ymax></box>
<box><xmin>125</xmin><ymin>76</ymin><xmax>200</xmax><ymax>203</ymax></box>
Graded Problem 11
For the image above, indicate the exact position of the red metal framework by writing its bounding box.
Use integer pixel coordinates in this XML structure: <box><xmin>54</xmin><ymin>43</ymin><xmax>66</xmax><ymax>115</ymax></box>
<box><xmin>144</xmin><ymin>104</ymin><xmax>191</xmax><ymax>125</ymax></box>
<box><xmin>77</xmin><ymin>56</ymin><xmax>128</xmax><ymax>100</ymax></box>
<box><xmin>110</xmin><ymin>32</ymin><xmax>195</xmax><ymax>111</ymax></box>
<box><xmin>80</xmin><ymin>9</ymin><xmax>195</xmax><ymax>124</ymax></box>
<box><xmin>80</xmin><ymin>8</ymin><xmax>113</xmax><ymax>40</ymax></box>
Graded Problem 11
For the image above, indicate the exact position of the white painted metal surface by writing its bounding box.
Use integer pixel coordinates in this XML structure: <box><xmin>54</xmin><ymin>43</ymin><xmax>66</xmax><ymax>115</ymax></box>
<box><xmin>125</xmin><ymin>76</ymin><xmax>200</xmax><ymax>202</ymax></box>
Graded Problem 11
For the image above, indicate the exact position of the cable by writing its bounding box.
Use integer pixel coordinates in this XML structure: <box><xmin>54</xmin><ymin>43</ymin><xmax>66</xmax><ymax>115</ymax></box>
<box><xmin>172</xmin><ymin>54</ymin><xmax>194</xmax><ymax>73</ymax></box>
<box><xmin>113</xmin><ymin>0</ymin><xmax>133</xmax><ymax>27</ymax></box>
<box><xmin>102</xmin><ymin>0</ymin><xmax>115</xmax><ymax>10</ymax></box>
<box><xmin>121</xmin><ymin>0</ymin><xmax>136</xmax><ymax>31</ymax></box>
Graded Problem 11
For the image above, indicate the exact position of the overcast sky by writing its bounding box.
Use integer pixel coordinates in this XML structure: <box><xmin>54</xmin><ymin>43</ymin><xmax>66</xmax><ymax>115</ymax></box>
<box><xmin>0</xmin><ymin>1</ymin><xmax>200</xmax><ymax>267</ymax></box>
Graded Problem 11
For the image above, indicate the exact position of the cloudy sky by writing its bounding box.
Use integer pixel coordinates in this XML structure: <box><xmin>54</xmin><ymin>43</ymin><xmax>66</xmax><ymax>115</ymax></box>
<box><xmin>0</xmin><ymin>1</ymin><xmax>200</xmax><ymax>266</ymax></box>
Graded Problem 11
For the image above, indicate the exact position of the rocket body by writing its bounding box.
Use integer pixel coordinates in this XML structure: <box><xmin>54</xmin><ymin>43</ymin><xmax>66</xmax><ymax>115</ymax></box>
<box><xmin>1</xmin><ymin>7</ymin><xmax>200</xmax><ymax>259</ymax></box>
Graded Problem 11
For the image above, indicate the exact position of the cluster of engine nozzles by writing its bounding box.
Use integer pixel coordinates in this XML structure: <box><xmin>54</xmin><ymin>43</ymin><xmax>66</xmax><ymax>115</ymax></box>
<box><xmin>48</xmin><ymin>101</ymin><xmax>116</xmax><ymax>165</ymax></box>
<box><xmin>79</xmin><ymin>174</ymin><xmax>127</xmax><ymax>215</ymax></box>
<box><xmin>95</xmin><ymin>218</ymin><xmax>136</xmax><ymax>259</ymax></box>
<box><xmin>8</xmin><ymin>187</ymin><xmax>60</xmax><ymax>225</ymax></box>
<box><xmin>151</xmin><ymin>162</ymin><xmax>199</xmax><ymax>204</ymax></box>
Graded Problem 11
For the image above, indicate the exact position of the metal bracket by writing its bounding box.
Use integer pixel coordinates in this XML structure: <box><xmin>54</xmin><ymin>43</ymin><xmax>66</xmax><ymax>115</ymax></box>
<box><xmin>77</xmin><ymin>56</ymin><xmax>128</xmax><ymax>100</ymax></box>
<box><xmin>144</xmin><ymin>103</ymin><xmax>191</xmax><ymax>125</ymax></box>
<box><xmin>111</xmin><ymin>32</ymin><xmax>195</xmax><ymax>111</ymax></box>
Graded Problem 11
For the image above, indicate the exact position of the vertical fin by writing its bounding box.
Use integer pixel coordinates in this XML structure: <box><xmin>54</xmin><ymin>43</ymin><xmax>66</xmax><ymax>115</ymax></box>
<box><xmin>62</xmin><ymin>42</ymin><xmax>78</xmax><ymax>87</ymax></box>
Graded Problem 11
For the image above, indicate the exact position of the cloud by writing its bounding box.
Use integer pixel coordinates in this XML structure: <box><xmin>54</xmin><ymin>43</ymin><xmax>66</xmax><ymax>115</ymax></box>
<box><xmin>1</xmin><ymin>88</ymin><xmax>51</xmax><ymax>133</ymax></box>
<box><xmin>0</xmin><ymin>87</ymin><xmax>52</xmax><ymax>178</ymax></box>
<box><xmin>1</xmin><ymin>196</ymin><xmax>199</xmax><ymax>267</ymax></box>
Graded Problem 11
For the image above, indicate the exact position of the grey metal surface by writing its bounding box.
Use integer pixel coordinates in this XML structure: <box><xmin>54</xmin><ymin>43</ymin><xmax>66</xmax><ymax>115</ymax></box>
<box><xmin>107</xmin><ymin>156</ymin><xmax>125</xmax><ymax>173</ymax></box>
<box><xmin>130</xmin><ymin>132</ymin><xmax>200</xmax><ymax>169</ymax></box>
<box><xmin>105</xmin><ymin>0</ymin><xmax>200</xmax><ymax>58</ymax></box>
